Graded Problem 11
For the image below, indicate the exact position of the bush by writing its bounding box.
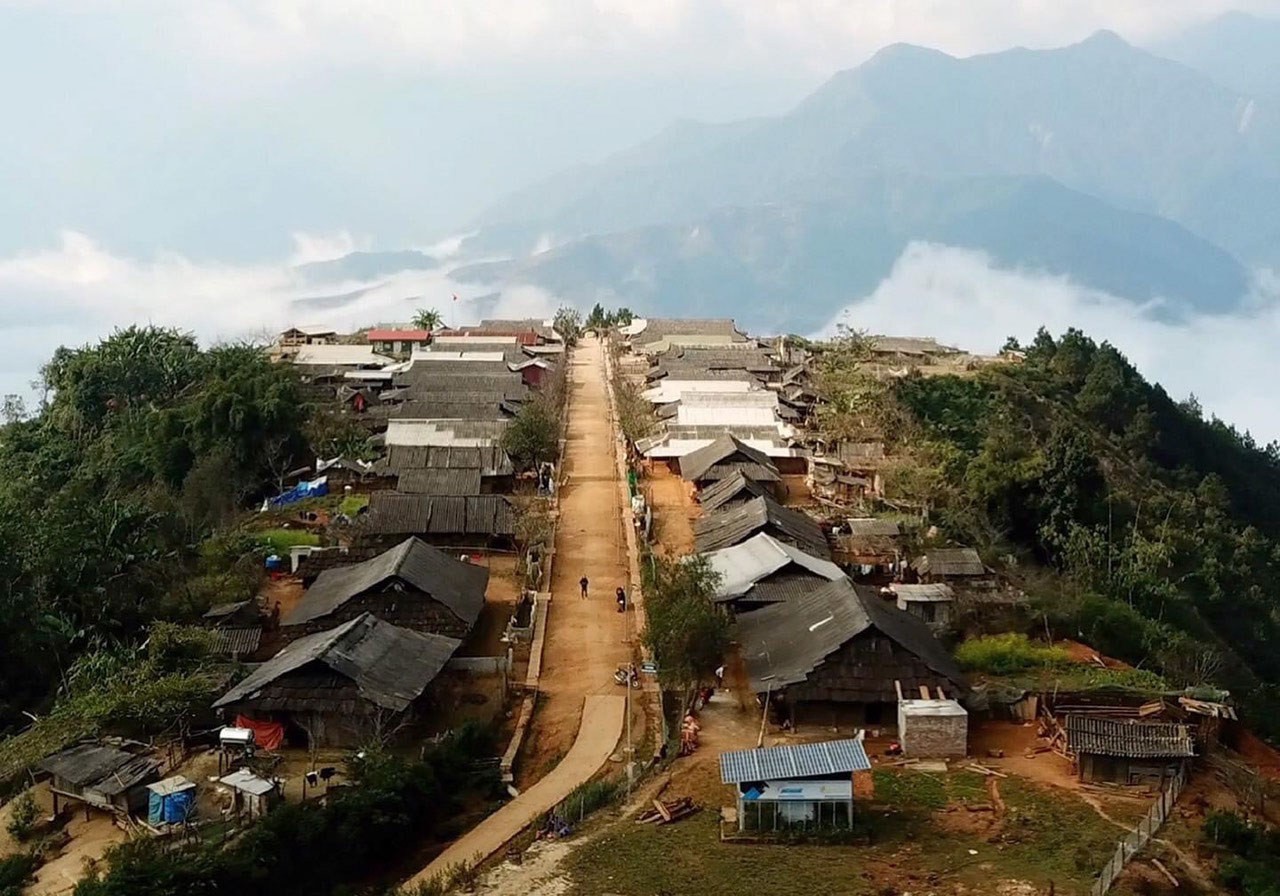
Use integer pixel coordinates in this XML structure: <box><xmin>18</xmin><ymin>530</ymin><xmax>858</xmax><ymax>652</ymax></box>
<box><xmin>955</xmin><ymin>634</ymin><xmax>1070</xmax><ymax>675</ymax></box>
<box><xmin>0</xmin><ymin>853</ymin><xmax>38</xmax><ymax>896</ymax></box>
<box><xmin>5</xmin><ymin>791</ymin><xmax>37</xmax><ymax>842</ymax></box>
<box><xmin>558</xmin><ymin>777</ymin><xmax>622</xmax><ymax>824</ymax></box>
<box><xmin>1203</xmin><ymin>811</ymin><xmax>1280</xmax><ymax>896</ymax></box>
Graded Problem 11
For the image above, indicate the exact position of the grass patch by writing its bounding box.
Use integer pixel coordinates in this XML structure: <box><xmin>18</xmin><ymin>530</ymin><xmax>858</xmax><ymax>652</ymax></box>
<box><xmin>956</xmin><ymin>633</ymin><xmax>1071</xmax><ymax>674</ymax></box>
<box><xmin>339</xmin><ymin>494</ymin><xmax>369</xmax><ymax>516</ymax></box>
<box><xmin>555</xmin><ymin>777</ymin><xmax>624</xmax><ymax>827</ymax></box>
<box><xmin>256</xmin><ymin>528</ymin><xmax>320</xmax><ymax>554</ymax></box>
<box><xmin>563</xmin><ymin>769</ymin><xmax>1122</xmax><ymax>896</ymax></box>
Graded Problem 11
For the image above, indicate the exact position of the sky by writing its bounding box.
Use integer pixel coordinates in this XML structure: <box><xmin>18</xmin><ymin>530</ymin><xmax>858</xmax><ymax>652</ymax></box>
<box><xmin>3</xmin><ymin>1</ymin><xmax>1280</xmax><ymax>439</ymax></box>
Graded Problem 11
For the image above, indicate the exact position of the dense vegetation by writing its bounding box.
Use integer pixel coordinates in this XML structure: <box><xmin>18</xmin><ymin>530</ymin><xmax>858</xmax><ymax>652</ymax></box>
<box><xmin>0</xmin><ymin>327</ymin><xmax>310</xmax><ymax>737</ymax></box>
<box><xmin>1204</xmin><ymin>811</ymin><xmax>1280</xmax><ymax>896</ymax></box>
<box><xmin>642</xmin><ymin>555</ymin><xmax>730</xmax><ymax>706</ymax></box>
<box><xmin>818</xmin><ymin>327</ymin><xmax>1280</xmax><ymax>731</ymax></box>
<box><xmin>74</xmin><ymin>727</ymin><xmax>503</xmax><ymax>896</ymax></box>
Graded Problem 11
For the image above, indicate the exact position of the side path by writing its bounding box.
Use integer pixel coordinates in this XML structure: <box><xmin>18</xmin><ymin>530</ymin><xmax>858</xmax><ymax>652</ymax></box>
<box><xmin>403</xmin><ymin>335</ymin><xmax>629</xmax><ymax>888</ymax></box>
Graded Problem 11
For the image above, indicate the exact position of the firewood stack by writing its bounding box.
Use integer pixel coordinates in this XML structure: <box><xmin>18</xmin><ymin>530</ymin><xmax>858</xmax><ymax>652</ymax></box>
<box><xmin>636</xmin><ymin>796</ymin><xmax>698</xmax><ymax>825</ymax></box>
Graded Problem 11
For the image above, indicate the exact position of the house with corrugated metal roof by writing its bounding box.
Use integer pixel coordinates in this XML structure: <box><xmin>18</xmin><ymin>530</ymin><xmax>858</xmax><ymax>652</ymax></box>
<box><xmin>912</xmin><ymin>547</ymin><xmax>988</xmax><ymax>582</ymax></box>
<box><xmin>704</xmin><ymin>533</ymin><xmax>845</xmax><ymax>613</ymax></box>
<box><xmin>696</xmin><ymin>471</ymin><xmax>773</xmax><ymax>514</ymax></box>
<box><xmin>680</xmin><ymin>435</ymin><xmax>782</xmax><ymax>488</ymax></box>
<box><xmin>694</xmin><ymin>495</ymin><xmax>830</xmax><ymax>558</ymax></box>
<box><xmin>358</xmin><ymin>492</ymin><xmax>517</xmax><ymax>549</ymax></box>
<box><xmin>720</xmin><ymin>738</ymin><xmax>872</xmax><ymax>834</ymax></box>
<box><xmin>213</xmin><ymin>613</ymin><xmax>460</xmax><ymax>748</ymax></box>
<box><xmin>735</xmin><ymin>577</ymin><xmax>964</xmax><ymax>728</ymax></box>
<box><xmin>284</xmin><ymin>537</ymin><xmax>488</xmax><ymax>640</ymax></box>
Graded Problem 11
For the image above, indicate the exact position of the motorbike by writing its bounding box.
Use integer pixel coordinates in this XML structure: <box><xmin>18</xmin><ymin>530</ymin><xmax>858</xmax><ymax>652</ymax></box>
<box><xmin>613</xmin><ymin>665</ymin><xmax>641</xmax><ymax>688</ymax></box>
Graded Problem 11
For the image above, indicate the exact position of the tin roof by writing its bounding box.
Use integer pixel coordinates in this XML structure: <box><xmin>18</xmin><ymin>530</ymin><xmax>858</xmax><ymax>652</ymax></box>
<box><xmin>847</xmin><ymin>518</ymin><xmax>901</xmax><ymax>538</ymax></box>
<box><xmin>148</xmin><ymin>775</ymin><xmax>196</xmax><ymax>796</ymax></box>
<box><xmin>37</xmin><ymin>743</ymin><xmax>161</xmax><ymax>794</ymax></box>
<box><xmin>1066</xmin><ymin>715</ymin><xmax>1195</xmax><ymax>759</ymax></box>
<box><xmin>219</xmin><ymin>768</ymin><xmax>277</xmax><ymax>796</ymax></box>
<box><xmin>697</xmin><ymin>472</ymin><xmax>772</xmax><ymax>514</ymax></box>
<box><xmin>212</xmin><ymin>626</ymin><xmax>263</xmax><ymax>657</ymax></box>
<box><xmin>294</xmin><ymin>344</ymin><xmax>393</xmax><ymax>367</ymax></box>
<box><xmin>693</xmin><ymin>495</ymin><xmax>829</xmax><ymax>558</ymax></box>
<box><xmin>213</xmin><ymin>613</ymin><xmax>460</xmax><ymax>712</ymax></box>
<box><xmin>367</xmin><ymin>329</ymin><xmax>431</xmax><ymax>342</ymax></box>
<box><xmin>720</xmin><ymin>738</ymin><xmax>871</xmax><ymax>783</ymax></box>
<box><xmin>704</xmin><ymin>533</ymin><xmax>844</xmax><ymax>603</ymax></box>
<box><xmin>376</xmin><ymin>445</ymin><xmax>514</xmax><ymax>476</ymax></box>
<box><xmin>890</xmin><ymin>583</ymin><xmax>955</xmax><ymax>603</ymax></box>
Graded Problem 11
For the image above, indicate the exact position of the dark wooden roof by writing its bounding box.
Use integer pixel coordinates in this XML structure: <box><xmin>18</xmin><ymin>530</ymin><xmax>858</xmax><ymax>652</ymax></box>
<box><xmin>1065</xmin><ymin>716</ymin><xmax>1196</xmax><ymax>759</ymax></box>
<box><xmin>679</xmin><ymin>435</ymin><xmax>780</xmax><ymax>483</ymax></box>
<box><xmin>693</xmin><ymin>495</ymin><xmax>829</xmax><ymax>558</ymax></box>
<box><xmin>376</xmin><ymin>445</ymin><xmax>514</xmax><ymax>476</ymax></box>
<box><xmin>284</xmin><ymin>537</ymin><xmax>487</xmax><ymax>627</ymax></box>
<box><xmin>397</xmin><ymin>467</ymin><xmax>484</xmax><ymax>495</ymax></box>
<box><xmin>214</xmin><ymin>613</ymin><xmax>460</xmax><ymax>713</ymax></box>
<box><xmin>361</xmin><ymin>493</ymin><xmax>516</xmax><ymax>537</ymax></box>
<box><xmin>37</xmin><ymin>743</ymin><xmax>160</xmax><ymax>794</ymax></box>
<box><xmin>735</xmin><ymin>578</ymin><xmax>964</xmax><ymax>694</ymax></box>
<box><xmin>696</xmin><ymin>472</ymin><xmax>772</xmax><ymax>513</ymax></box>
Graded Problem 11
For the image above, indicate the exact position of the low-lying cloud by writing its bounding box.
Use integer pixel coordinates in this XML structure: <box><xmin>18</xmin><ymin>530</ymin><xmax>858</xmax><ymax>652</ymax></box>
<box><xmin>823</xmin><ymin>242</ymin><xmax>1280</xmax><ymax>444</ymax></box>
<box><xmin>0</xmin><ymin>230</ymin><xmax>560</xmax><ymax>398</ymax></box>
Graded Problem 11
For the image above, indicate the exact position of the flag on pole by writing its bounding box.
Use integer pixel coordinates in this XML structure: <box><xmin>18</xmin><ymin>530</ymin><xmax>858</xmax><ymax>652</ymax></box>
<box><xmin>452</xmin><ymin>293</ymin><xmax>458</xmax><ymax>302</ymax></box>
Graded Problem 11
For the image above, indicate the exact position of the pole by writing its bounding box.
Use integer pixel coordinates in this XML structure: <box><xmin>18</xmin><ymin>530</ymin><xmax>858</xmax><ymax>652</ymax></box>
<box><xmin>757</xmin><ymin>684</ymin><xmax>772</xmax><ymax>748</ymax></box>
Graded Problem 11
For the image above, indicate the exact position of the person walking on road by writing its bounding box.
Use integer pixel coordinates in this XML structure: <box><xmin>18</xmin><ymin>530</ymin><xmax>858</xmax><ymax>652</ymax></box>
<box><xmin>579</xmin><ymin>575</ymin><xmax>589</xmax><ymax>599</ymax></box>
<box><xmin>615</xmin><ymin>586</ymin><xmax>626</xmax><ymax>613</ymax></box>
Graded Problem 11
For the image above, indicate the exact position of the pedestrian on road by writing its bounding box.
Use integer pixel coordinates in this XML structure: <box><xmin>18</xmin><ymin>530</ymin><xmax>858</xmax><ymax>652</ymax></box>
<box><xmin>579</xmin><ymin>575</ymin><xmax>589</xmax><ymax>598</ymax></box>
<box><xmin>615</xmin><ymin>586</ymin><xmax>626</xmax><ymax>613</ymax></box>
<box><xmin>715</xmin><ymin>664</ymin><xmax>725</xmax><ymax>689</ymax></box>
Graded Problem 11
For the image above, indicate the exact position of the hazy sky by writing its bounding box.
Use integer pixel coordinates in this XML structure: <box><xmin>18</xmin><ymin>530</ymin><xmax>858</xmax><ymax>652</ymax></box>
<box><xmin>3</xmin><ymin>2</ymin><xmax>1280</xmax><ymax>440</ymax></box>
<box><xmin>5</xmin><ymin>0</ymin><xmax>1280</xmax><ymax>259</ymax></box>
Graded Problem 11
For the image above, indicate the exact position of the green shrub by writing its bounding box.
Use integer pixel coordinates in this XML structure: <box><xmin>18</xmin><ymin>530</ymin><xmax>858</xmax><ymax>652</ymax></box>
<box><xmin>0</xmin><ymin>853</ymin><xmax>38</xmax><ymax>896</ymax></box>
<box><xmin>4</xmin><ymin>791</ymin><xmax>37</xmax><ymax>842</ymax></box>
<box><xmin>558</xmin><ymin>777</ymin><xmax>622</xmax><ymax>824</ymax></box>
<box><xmin>955</xmin><ymin>633</ymin><xmax>1070</xmax><ymax>674</ymax></box>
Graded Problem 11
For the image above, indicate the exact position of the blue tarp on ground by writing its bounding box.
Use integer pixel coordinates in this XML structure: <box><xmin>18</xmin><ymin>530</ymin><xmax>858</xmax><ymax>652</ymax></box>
<box><xmin>148</xmin><ymin>786</ymin><xmax>196</xmax><ymax>825</ymax></box>
<box><xmin>268</xmin><ymin>476</ymin><xmax>328</xmax><ymax>509</ymax></box>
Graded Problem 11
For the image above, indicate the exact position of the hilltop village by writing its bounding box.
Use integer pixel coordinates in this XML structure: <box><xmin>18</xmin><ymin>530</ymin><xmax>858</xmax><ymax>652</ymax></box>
<box><xmin>0</xmin><ymin>311</ymin><xmax>1278</xmax><ymax>896</ymax></box>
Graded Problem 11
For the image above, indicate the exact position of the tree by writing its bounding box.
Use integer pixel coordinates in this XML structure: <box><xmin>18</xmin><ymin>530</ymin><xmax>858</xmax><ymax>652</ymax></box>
<box><xmin>585</xmin><ymin>303</ymin><xmax>608</xmax><ymax>330</ymax></box>
<box><xmin>412</xmin><ymin>308</ymin><xmax>443</xmax><ymax>330</ymax></box>
<box><xmin>642</xmin><ymin>555</ymin><xmax>730</xmax><ymax>707</ymax></box>
<box><xmin>553</xmin><ymin>306</ymin><xmax>582</xmax><ymax>346</ymax></box>
<box><xmin>502</xmin><ymin>398</ymin><xmax>559</xmax><ymax>470</ymax></box>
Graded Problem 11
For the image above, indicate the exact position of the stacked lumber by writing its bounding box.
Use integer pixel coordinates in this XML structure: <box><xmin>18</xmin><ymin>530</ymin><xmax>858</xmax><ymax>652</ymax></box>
<box><xmin>636</xmin><ymin>797</ymin><xmax>698</xmax><ymax>825</ymax></box>
<box><xmin>679</xmin><ymin>714</ymin><xmax>701</xmax><ymax>757</ymax></box>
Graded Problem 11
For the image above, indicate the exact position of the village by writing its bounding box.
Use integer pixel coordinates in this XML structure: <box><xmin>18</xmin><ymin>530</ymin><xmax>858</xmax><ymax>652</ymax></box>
<box><xmin>0</xmin><ymin>312</ymin><xmax>1278</xmax><ymax>896</ymax></box>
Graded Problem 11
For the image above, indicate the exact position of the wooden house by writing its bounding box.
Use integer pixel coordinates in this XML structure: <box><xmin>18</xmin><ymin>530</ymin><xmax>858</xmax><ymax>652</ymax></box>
<box><xmin>1065</xmin><ymin>715</ymin><xmax>1195</xmax><ymax>786</ymax></box>
<box><xmin>694</xmin><ymin>495</ymin><xmax>830</xmax><ymax>558</ymax></box>
<box><xmin>736</xmin><ymin>577</ymin><xmax>964</xmax><ymax>727</ymax></box>
<box><xmin>283</xmin><ymin>536</ymin><xmax>487</xmax><ymax>640</ymax></box>
<box><xmin>704</xmin><ymin>532</ymin><xmax>845</xmax><ymax>613</ymax></box>
<box><xmin>679</xmin><ymin>435</ymin><xmax>782</xmax><ymax>490</ymax></box>
<box><xmin>37</xmin><ymin>742</ymin><xmax>161</xmax><ymax>817</ymax></box>
<box><xmin>213</xmin><ymin>613</ymin><xmax>460</xmax><ymax>749</ymax></box>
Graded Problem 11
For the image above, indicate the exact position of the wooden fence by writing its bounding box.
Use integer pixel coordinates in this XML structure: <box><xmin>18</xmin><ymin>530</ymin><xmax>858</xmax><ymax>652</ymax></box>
<box><xmin>1090</xmin><ymin>769</ymin><xmax>1186</xmax><ymax>896</ymax></box>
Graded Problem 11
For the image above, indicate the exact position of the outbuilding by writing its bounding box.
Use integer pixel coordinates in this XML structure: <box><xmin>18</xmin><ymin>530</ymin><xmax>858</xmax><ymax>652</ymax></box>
<box><xmin>218</xmin><ymin>768</ymin><xmax>283</xmax><ymax>819</ymax></box>
<box><xmin>37</xmin><ymin>742</ymin><xmax>162</xmax><ymax>817</ymax></box>
<box><xmin>1066</xmin><ymin>715</ymin><xmax>1195</xmax><ymax>786</ymax></box>
<box><xmin>719</xmin><ymin>739</ymin><xmax>873</xmax><ymax>833</ymax></box>
<box><xmin>890</xmin><ymin>583</ymin><xmax>956</xmax><ymax>631</ymax></box>
<box><xmin>896</xmin><ymin>694</ymin><xmax>969</xmax><ymax>758</ymax></box>
<box><xmin>146</xmin><ymin>776</ymin><xmax>197</xmax><ymax>826</ymax></box>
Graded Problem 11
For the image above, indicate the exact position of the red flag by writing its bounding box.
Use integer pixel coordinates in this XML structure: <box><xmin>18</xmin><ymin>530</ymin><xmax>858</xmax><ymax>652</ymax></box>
<box><xmin>452</xmin><ymin>293</ymin><xmax>458</xmax><ymax>302</ymax></box>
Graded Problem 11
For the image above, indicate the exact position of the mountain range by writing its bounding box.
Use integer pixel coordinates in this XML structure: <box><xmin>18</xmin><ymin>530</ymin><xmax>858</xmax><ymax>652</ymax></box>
<box><xmin>339</xmin><ymin>16</ymin><xmax>1280</xmax><ymax>331</ymax></box>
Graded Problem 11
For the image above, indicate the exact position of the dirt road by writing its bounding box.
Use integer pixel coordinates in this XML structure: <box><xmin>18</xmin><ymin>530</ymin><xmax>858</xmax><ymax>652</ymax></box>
<box><xmin>402</xmin><ymin>335</ymin><xmax>631</xmax><ymax>888</ymax></box>
<box><xmin>405</xmin><ymin>695</ymin><xmax>624</xmax><ymax>888</ymax></box>
<box><xmin>519</xmin><ymin>335</ymin><xmax>633</xmax><ymax>782</ymax></box>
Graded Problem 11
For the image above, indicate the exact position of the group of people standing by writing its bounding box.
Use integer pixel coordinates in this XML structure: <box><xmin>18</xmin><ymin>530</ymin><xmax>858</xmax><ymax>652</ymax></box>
<box><xmin>579</xmin><ymin>575</ymin><xmax>627</xmax><ymax>613</ymax></box>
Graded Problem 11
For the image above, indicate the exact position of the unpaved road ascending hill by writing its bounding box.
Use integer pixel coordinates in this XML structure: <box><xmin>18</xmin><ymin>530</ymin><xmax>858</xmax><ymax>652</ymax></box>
<box><xmin>519</xmin><ymin>334</ymin><xmax>633</xmax><ymax>783</ymax></box>
<box><xmin>401</xmin><ymin>335</ymin><xmax>632</xmax><ymax>888</ymax></box>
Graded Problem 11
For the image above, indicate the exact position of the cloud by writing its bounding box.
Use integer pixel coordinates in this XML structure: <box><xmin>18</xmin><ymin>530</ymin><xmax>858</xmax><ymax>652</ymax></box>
<box><xmin>137</xmin><ymin>1</ymin><xmax>1280</xmax><ymax>76</ymax></box>
<box><xmin>822</xmin><ymin>242</ymin><xmax>1280</xmax><ymax>443</ymax></box>
<box><xmin>0</xmin><ymin>231</ymin><xmax>560</xmax><ymax>396</ymax></box>
<box><xmin>289</xmin><ymin>230</ymin><xmax>370</xmax><ymax>266</ymax></box>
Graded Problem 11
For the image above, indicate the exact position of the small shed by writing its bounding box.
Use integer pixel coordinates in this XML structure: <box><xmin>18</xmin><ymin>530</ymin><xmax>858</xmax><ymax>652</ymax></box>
<box><xmin>38</xmin><ymin>742</ymin><xmax>161</xmax><ymax>817</ymax></box>
<box><xmin>912</xmin><ymin>548</ymin><xmax>987</xmax><ymax>582</ymax></box>
<box><xmin>897</xmin><ymin>695</ymin><xmax>969</xmax><ymax>758</ymax></box>
<box><xmin>890</xmin><ymin>583</ymin><xmax>956</xmax><ymax>630</ymax></box>
<box><xmin>720</xmin><ymin>739</ymin><xmax>872</xmax><ymax>833</ymax></box>
<box><xmin>1066</xmin><ymin>715</ymin><xmax>1195</xmax><ymax>786</ymax></box>
<box><xmin>146</xmin><ymin>776</ymin><xmax>197</xmax><ymax>826</ymax></box>
<box><xmin>219</xmin><ymin>768</ymin><xmax>283</xmax><ymax>819</ymax></box>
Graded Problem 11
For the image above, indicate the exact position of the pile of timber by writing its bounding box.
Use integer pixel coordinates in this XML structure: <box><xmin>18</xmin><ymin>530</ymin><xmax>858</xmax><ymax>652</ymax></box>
<box><xmin>636</xmin><ymin>797</ymin><xmax>698</xmax><ymax>825</ymax></box>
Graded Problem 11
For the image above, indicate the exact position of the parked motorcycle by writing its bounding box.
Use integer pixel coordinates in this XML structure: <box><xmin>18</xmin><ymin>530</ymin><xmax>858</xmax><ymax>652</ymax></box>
<box><xmin>613</xmin><ymin>665</ymin><xmax>641</xmax><ymax>688</ymax></box>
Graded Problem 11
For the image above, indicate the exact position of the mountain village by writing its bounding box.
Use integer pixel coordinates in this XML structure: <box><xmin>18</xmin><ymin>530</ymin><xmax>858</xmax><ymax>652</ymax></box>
<box><xmin>0</xmin><ymin>312</ymin><xmax>1276</xmax><ymax>896</ymax></box>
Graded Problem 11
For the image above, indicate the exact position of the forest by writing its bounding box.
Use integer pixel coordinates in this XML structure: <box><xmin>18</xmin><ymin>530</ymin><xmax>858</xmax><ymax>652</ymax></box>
<box><xmin>819</xmin><ymin>328</ymin><xmax>1280</xmax><ymax>731</ymax></box>
<box><xmin>0</xmin><ymin>327</ymin><xmax>311</xmax><ymax>740</ymax></box>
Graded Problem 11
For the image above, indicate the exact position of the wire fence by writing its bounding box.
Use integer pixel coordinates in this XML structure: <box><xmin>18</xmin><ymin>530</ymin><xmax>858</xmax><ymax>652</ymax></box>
<box><xmin>1090</xmin><ymin>768</ymin><xmax>1186</xmax><ymax>896</ymax></box>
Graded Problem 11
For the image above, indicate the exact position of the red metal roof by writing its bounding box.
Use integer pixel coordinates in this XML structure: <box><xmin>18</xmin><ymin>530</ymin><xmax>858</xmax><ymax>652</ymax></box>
<box><xmin>367</xmin><ymin>329</ymin><xmax>431</xmax><ymax>342</ymax></box>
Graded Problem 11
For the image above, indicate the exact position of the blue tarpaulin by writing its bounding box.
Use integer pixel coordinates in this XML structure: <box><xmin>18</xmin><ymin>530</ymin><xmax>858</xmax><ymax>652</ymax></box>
<box><xmin>268</xmin><ymin>476</ymin><xmax>328</xmax><ymax>509</ymax></box>
<box><xmin>147</xmin><ymin>777</ymin><xmax>196</xmax><ymax>825</ymax></box>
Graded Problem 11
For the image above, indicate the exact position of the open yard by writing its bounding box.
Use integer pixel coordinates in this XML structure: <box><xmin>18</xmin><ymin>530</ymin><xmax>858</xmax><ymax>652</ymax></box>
<box><xmin>558</xmin><ymin>766</ymin><xmax>1125</xmax><ymax>896</ymax></box>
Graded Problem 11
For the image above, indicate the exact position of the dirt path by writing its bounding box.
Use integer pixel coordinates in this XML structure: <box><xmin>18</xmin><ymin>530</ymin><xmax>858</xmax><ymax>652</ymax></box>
<box><xmin>405</xmin><ymin>695</ymin><xmax>624</xmax><ymax>888</ymax></box>
<box><xmin>520</xmin><ymin>335</ymin><xmax>634</xmax><ymax>782</ymax></box>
